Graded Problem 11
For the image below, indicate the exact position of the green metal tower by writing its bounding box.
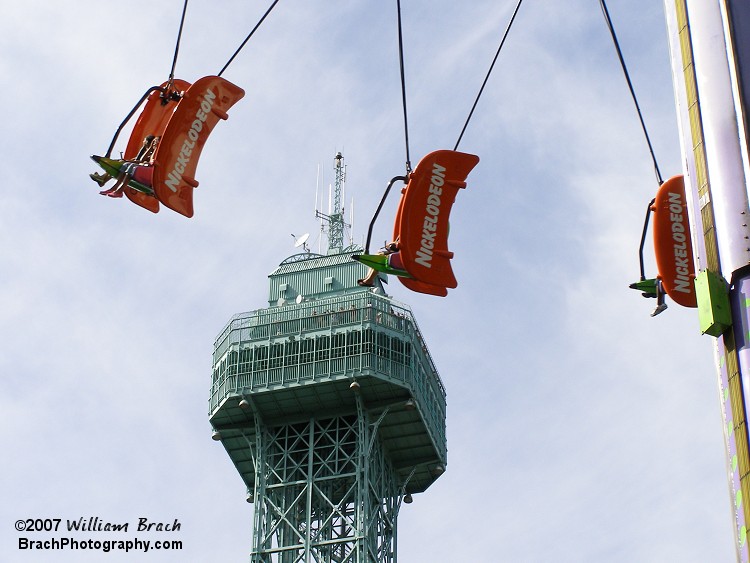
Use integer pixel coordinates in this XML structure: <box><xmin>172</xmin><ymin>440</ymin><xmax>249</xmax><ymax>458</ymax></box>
<box><xmin>209</xmin><ymin>155</ymin><xmax>447</xmax><ymax>562</ymax></box>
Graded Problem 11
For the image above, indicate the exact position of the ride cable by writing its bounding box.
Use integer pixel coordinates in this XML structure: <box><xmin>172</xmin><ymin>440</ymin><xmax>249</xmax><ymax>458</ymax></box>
<box><xmin>218</xmin><ymin>0</ymin><xmax>281</xmax><ymax>77</ymax></box>
<box><xmin>599</xmin><ymin>0</ymin><xmax>663</xmax><ymax>186</ymax></box>
<box><xmin>395</xmin><ymin>0</ymin><xmax>412</xmax><ymax>175</ymax></box>
<box><xmin>454</xmin><ymin>0</ymin><xmax>524</xmax><ymax>151</ymax></box>
<box><xmin>168</xmin><ymin>0</ymin><xmax>190</xmax><ymax>88</ymax></box>
<box><xmin>362</xmin><ymin>0</ymin><xmax>412</xmax><ymax>253</ymax></box>
<box><xmin>395</xmin><ymin>0</ymin><xmax>525</xmax><ymax>165</ymax></box>
<box><xmin>104</xmin><ymin>0</ymin><xmax>191</xmax><ymax>159</ymax></box>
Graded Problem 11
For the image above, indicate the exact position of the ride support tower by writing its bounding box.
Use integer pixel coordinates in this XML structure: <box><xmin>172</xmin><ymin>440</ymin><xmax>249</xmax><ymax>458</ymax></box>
<box><xmin>665</xmin><ymin>1</ymin><xmax>750</xmax><ymax>559</ymax></box>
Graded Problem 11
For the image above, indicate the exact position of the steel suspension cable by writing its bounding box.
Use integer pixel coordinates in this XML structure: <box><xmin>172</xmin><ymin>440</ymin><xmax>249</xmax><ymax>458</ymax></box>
<box><xmin>599</xmin><ymin>0</ymin><xmax>663</xmax><ymax>185</ymax></box>
<box><xmin>105</xmin><ymin>0</ymin><xmax>189</xmax><ymax>156</ymax></box>
<box><xmin>218</xmin><ymin>0</ymin><xmax>281</xmax><ymax>77</ymax></box>
<box><xmin>396</xmin><ymin>0</ymin><xmax>412</xmax><ymax>174</ymax></box>
<box><xmin>454</xmin><ymin>0</ymin><xmax>524</xmax><ymax>151</ymax></box>
<box><xmin>168</xmin><ymin>0</ymin><xmax>190</xmax><ymax>86</ymax></box>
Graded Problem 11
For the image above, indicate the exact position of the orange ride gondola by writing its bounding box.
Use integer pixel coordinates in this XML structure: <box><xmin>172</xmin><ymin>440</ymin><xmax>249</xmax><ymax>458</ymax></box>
<box><xmin>651</xmin><ymin>175</ymin><xmax>697</xmax><ymax>308</ymax></box>
<box><xmin>629</xmin><ymin>174</ymin><xmax>697</xmax><ymax>316</ymax></box>
<box><xmin>354</xmin><ymin>150</ymin><xmax>479</xmax><ymax>297</ymax></box>
<box><xmin>91</xmin><ymin>76</ymin><xmax>244</xmax><ymax>217</ymax></box>
<box><xmin>394</xmin><ymin>150</ymin><xmax>479</xmax><ymax>295</ymax></box>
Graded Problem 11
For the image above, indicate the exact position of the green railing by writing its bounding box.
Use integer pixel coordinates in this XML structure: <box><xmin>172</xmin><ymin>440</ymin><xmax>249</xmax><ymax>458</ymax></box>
<box><xmin>209</xmin><ymin>292</ymin><xmax>447</xmax><ymax>456</ymax></box>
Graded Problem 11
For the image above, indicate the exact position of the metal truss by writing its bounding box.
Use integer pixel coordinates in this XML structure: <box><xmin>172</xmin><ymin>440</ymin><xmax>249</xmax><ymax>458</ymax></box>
<box><xmin>249</xmin><ymin>400</ymin><xmax>401</xmax><ymax>562</ymax></box>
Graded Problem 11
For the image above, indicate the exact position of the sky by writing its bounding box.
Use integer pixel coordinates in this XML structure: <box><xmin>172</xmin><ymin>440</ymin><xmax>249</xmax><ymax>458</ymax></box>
<box><xmin>0</xmin><ymin>0</ymin><xmax>737</xmax><ymax>561</ymax></box>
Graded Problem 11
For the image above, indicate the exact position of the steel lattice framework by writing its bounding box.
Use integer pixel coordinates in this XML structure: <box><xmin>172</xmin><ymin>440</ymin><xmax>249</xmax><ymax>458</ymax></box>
<box><xmin>315</xmin><ymin>152</ymin><xmax>348</xmax><ymax>253</ymax></box>
<box><xmin>247</xmin><ymin>407</ymin><xmax>400</xmax><ymax>562</ymax></box>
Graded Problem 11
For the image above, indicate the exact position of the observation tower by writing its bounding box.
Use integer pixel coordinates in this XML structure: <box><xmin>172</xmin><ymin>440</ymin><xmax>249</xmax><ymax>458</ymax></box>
<box><xmin>209</xmin><ymin>153</ymin><xmax>448</xmax><ymax>562</ymax></box>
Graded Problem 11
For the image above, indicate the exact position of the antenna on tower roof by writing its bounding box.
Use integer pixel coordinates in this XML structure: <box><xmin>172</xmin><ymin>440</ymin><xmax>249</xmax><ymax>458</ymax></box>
<box><xmin>315</xmin><ymin>152</ymin><xmax>351</xmax><ymax>254</ymax></box>
<box><xmin>349</xmin><ymin>196</ymin><xmax>355</xmax><ymax>247</ymax></box>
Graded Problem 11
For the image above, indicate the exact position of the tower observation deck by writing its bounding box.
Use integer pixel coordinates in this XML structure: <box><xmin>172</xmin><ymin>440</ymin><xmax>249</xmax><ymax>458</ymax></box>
<box><xmin>209</xmin><ymin>156</ymin><xmax>447</xmax><ymax>562</ymax></box>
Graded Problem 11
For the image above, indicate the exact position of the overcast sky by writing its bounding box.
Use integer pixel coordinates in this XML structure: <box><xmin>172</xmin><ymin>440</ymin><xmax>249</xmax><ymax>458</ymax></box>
<box><xmin>0</xmin><ymin>0</ymin><xmax>737</xmax><ymax>561</ymax></box>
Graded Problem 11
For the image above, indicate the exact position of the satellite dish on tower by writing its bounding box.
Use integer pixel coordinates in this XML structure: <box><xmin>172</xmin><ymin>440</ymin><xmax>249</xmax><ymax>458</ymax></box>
<box><xmin>292</xmin><ymin>233</ymin><xmax>310</xmax><ymax>252</ymax></box>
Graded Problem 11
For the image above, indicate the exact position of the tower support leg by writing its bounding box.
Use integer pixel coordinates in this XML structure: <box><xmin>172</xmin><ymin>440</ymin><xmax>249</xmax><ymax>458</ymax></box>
<box><xmin>250</xmin><ymin>411</ymin><xmax>400</xmax><ymax>563</ymax></box>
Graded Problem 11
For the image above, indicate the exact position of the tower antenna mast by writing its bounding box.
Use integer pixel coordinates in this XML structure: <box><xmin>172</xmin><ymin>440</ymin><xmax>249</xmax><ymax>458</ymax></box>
<box><xmin>316</xmin><ymin>152</ymin><xmax>351</xmax><ymax>253</ymax></box>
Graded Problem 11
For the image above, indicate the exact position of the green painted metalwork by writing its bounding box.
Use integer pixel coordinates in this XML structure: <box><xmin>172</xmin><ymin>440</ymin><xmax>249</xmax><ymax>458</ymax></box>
<box><xmin>267</xmin><ymin>251</ymin><xmax>369</xmax><ymax>305</ymax></box>
<box><xmin>210</xmin><ymin>249</ymin><xmax>448</xmax><ymax>561</ymax></box>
